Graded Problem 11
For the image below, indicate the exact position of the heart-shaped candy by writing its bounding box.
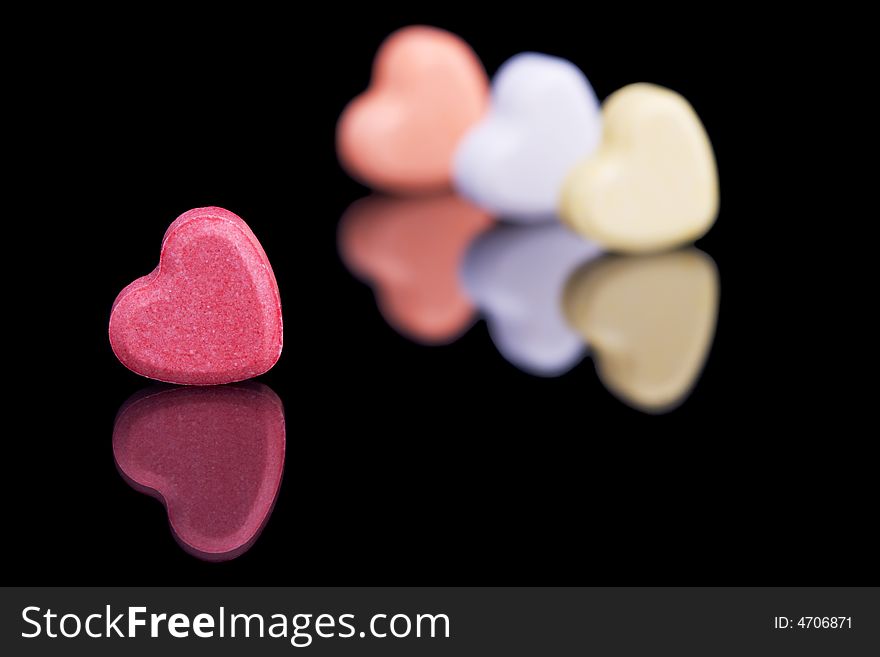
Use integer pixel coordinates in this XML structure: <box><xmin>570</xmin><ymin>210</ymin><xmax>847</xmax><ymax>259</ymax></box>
<box><xmin>113</xmin><ymin>383</ymin><xmax>285</xmax><ymax>561</ymax></box>
<box><xmin>462</xmin><ymin>223</ymin><xmax>601</xmax><ymax>375</ymax></box>
<box><xmin>563</xmin><ymin>249</ymin><xmax>719</xmax><ymax>413</ymax></box>
<box><xmin>453</xmin><ymin>53</ymin><xmax>601</xmax><ymax>222</ymax></box>
<box><xmin>338</xmin><ymin>194</ymin><xmax>492</xmax><ymax>344</ymax></box>
<box><xmin>560</xmin><ymin>83</ymin><xmax>719</xmax><ymax>252</ymax></box>
<box><xmin>109</xmin><ymin>207</ymin><xmax>283</xmax><ymax>385</ymax></box>
<box><xmin>336</xmin><ymin>26</ymin><xmax>489</xmax><ymax>193</ymax></box>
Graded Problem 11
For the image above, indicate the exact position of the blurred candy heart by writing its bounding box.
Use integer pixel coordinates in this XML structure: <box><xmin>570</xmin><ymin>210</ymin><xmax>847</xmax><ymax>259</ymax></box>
<box><xmin>561</xmin><ymin>84</ymin><xmax>718</xmax><ymax>252</ymax></box>
<box><xmin>453</xmin><ymin>53</ymin><xmax>601</xmax><ymax>222</ymax></box>
<box><xmin>338</xmin><ymin>194</ymin><xmax>492</xmax><ymax>344</ymax></box>
<box><xmin>113</xmin><ymin>384</ymin><xmax>285</xmax><ymax>561</ymax></box>
<box><xmin>108</xmin><ymin>207</ymin><xmax>283</xmax><ymax>385</ymax></box>
<box><xmin>563</xmin><ymin>249</ymin><xmax>718</xmax><ymax>413</ymax></box>
<box><xmin>337</xmin><ymin>26</ymin><xmax>489</xmax><ymax>194</ymax></box>
<box><xmin>462</xmin><ymin>223</ymin><xmax>602</xmax><ymax>376</ymax></box>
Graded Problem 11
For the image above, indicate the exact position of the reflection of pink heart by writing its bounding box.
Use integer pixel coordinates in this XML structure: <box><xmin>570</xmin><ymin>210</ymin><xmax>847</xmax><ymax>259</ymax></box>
<box><xmin>336</xmin><ymin>26</ymin><xmax>489</xmax><ymax>193</ymax></box>
<box><xmin>338</xmin><ymin>194</ymin><xmax>492</xmax><ymax>344</ymax></box>
<box><xmin>109</xmin><ymin>207</ymin><xmax>283</xmax><ymax>385</ymax></box>
<box><xmin>113</xmin><ymin>384</ymin><xmax>285</xmax><ymax>561</ymax></box>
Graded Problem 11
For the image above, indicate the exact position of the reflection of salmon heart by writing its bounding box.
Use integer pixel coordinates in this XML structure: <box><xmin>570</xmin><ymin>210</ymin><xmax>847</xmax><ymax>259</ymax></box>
<box><xmin>338</xmin><ymin>194</ymin><xmax>492</xmax><ymax>344</ymax></box>
<box><xmin>113</xmin><ymin>384</ymin><xmax>285</xmax><ymax>561</ymax></box>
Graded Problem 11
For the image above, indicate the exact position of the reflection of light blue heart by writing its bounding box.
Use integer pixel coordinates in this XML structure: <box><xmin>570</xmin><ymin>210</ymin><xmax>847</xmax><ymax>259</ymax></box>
<box><xmin>461</xmin><ymin>222</ymin><xmax>602</xmax><ymax>376</ymax></box>
<box><xmin>453</xmin><ymin>52</ymin><xmax>601</xmax><ymax>222</ymax></box>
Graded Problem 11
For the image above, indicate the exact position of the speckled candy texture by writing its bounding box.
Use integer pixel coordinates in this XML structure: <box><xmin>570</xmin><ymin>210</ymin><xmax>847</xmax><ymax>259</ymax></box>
<box><xmin>109</xmin><ymin>207</ymin><xmax>283</xmax><ymax>385</ymax></box>
<box><xmin>113</xmin><ymin>384</ymin><xmax>285</xmax><ymax>561</ymax></box>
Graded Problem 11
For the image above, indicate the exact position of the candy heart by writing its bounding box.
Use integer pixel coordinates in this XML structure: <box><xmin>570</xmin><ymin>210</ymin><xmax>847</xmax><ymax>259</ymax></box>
<box><xmin>453</xmin><ymin>53</ymin><xmax>601</xmax><ymax>222</ymax></box>
<box><xmin>109</xmin><ymin>207</ymin><xmax>283</xmax><ymax>385</ymax></box>
<box><xmin>337</xmin><ymin>26</ymin><xmax>489</xmax><ymax>194</ymax></box>
<box><xmin>560</xmin><ymin>83</ymin><xmax>719</xmax><ymax>252</ymax></box>
<box><xmin>113</xmin><ymin>383</ymin><xmax>285</xmax><ymax>561</ymax></box>
<box><xmin>462</xmin><ymin>223</ymin><xmax>601</xmax><ymax>376</ymax></box>
<box><xmin>563</xmin><ymin>249</ymin><xmax>718</xmax><ymax>413</ymax></box>
<box><xmin>338</xmin><ymin>194</ymin><xmax>492</xmax><ymax>344</ymax></box>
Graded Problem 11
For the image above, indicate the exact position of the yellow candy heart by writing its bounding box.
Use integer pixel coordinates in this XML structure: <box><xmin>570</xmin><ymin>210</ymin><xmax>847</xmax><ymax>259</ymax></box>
<box><xmin>563</xmin><ymin>249</ymin><xmax>718</xmax><ymax>413</ymax></box>
<box><xmin>560</xmin><ymin>83</ymin><xmax>718</xmax><ymax>253</ymax></box>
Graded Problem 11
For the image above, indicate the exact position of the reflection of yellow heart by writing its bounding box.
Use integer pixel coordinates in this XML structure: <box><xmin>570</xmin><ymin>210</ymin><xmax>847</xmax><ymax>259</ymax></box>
<box><xmin>563</xmin><ymin>249</ymin><xmax>718</xmax><ymax>413</ymax></box>
<box><xmin>560</xmin><ymin>84</ymin><xmax>718</xmax><ymax>253</ymax></box>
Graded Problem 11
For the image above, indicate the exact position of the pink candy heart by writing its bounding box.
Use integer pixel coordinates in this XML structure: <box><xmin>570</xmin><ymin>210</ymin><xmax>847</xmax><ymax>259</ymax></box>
<box><xmin>109</xmin><ymin>207</ymin><xmax>283</xmax><ymax>385</ymax></box>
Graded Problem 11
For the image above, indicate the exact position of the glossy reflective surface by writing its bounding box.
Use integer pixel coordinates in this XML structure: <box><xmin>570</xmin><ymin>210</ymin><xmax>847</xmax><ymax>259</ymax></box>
<box><xmin>338</xmin><ymin>195</ymin><xmax>719</xmax><ymax>413</ymax></box>
<box><xmin>22</xmin><ymin>13</ymin><xmax>858</xmax><ymax>589</ymax></box>
<box><xmin>113</xmin><ymin>383</ymin><xmax>285</xmax><ymax>561</ymax></box>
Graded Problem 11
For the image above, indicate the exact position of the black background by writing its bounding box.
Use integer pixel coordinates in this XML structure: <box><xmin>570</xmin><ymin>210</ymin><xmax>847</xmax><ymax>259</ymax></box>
<box><xmin>11</xmin><ymin>8</ymin><xmax>870</xmax><ymax>584</ymax></box>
